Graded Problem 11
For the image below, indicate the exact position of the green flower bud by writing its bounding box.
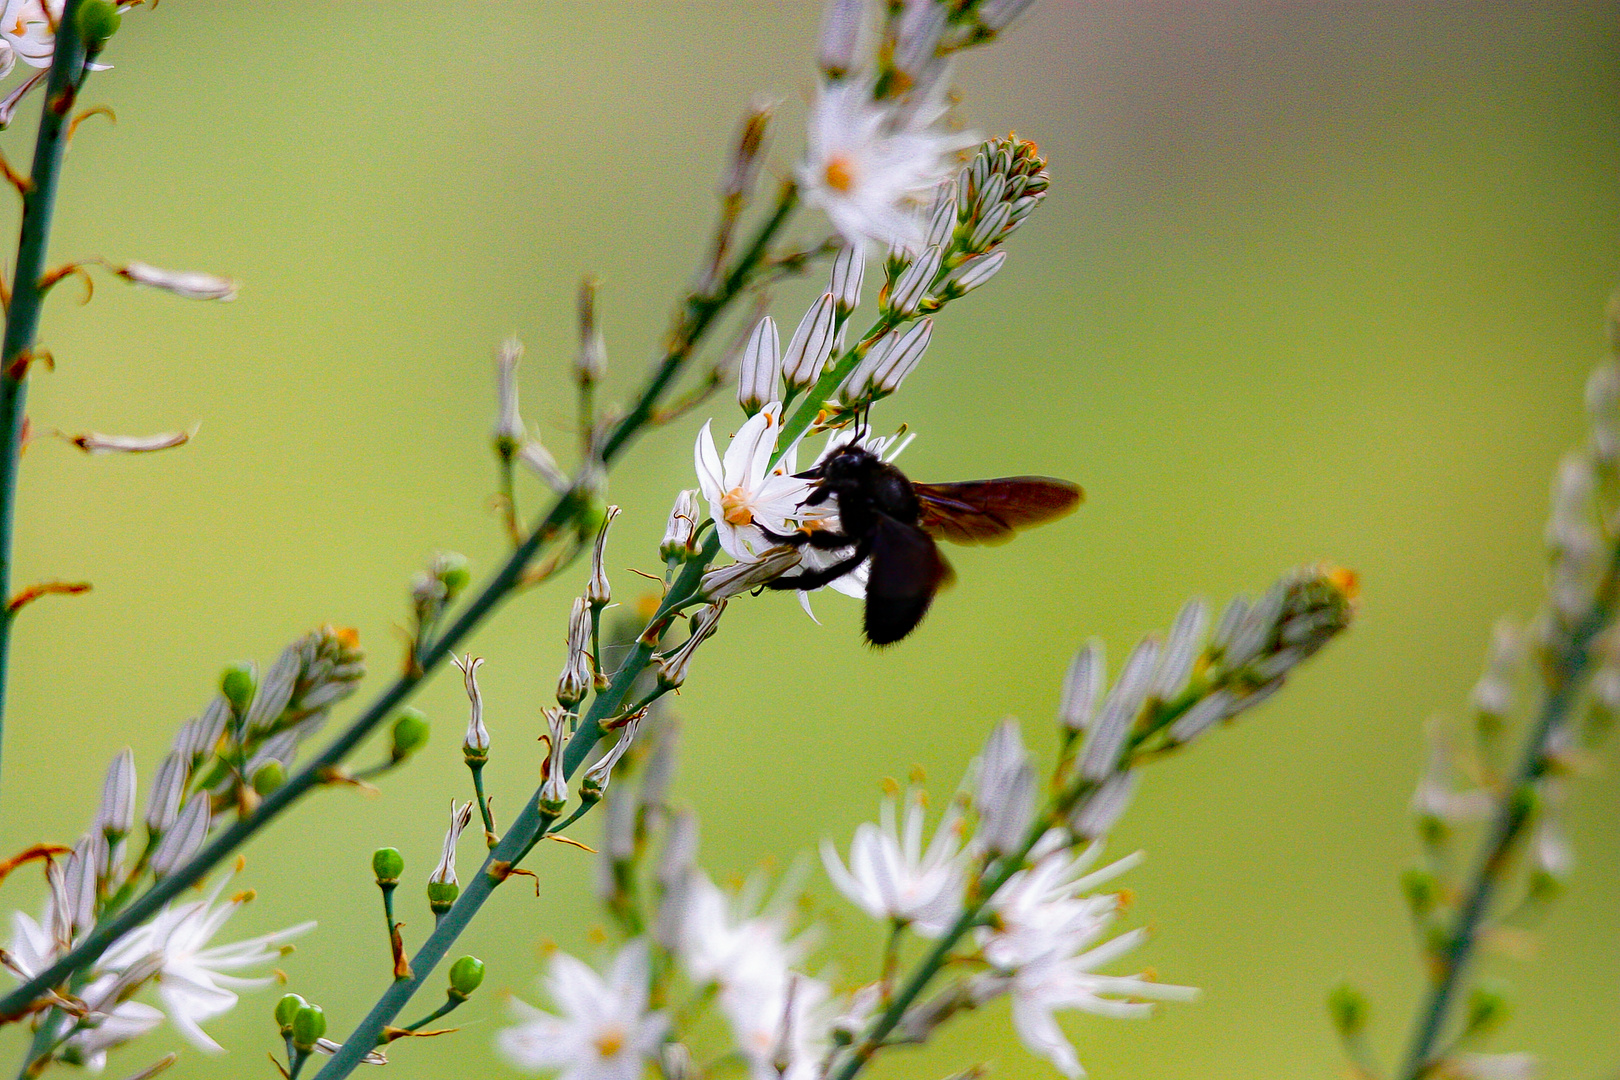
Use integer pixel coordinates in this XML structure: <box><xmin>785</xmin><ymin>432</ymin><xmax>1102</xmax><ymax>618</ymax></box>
<box><xmin>1399</xmin><ymin>868</ymin><xmax>1438</xmax><ymax>915</ymax></box>
<box><xmin>1326</xmin><ymin>981</ymin><xmax>1368</xmax><ymax>1037</ymax></box>
<box><xmin>274</xmin><ymin>993</ymin><xmax>307</xmax><ymax>1035</ymax></box>
<box><xmin>1465</xmin><ymin>981</ymin><xmax>1510</xmax><ymax>1036</ymax></box>
<box><xmin>251</xmin><ymin>760</ymin><xmax>286</xmax><ymax>796</ymax></box>
<box><xmin>426</xmin><ymin>880</ymin><xmax>459</xmax><ymax>914</ymax></box>
<box><xmin>76</xmin><ymin>0</ymin><xmax>121</xmax><ymax>50</ymax></box>
<box><xmin>390</xmin><ymin>708</ymin><xmax>430</xmax><ymax>761</ymax></box>
<box><xmin>448</xmin><ymin>955</ymin><xmax>485</xmax><ymax>998</ymax></box>
<box><xmin>372</xmin><ymin>847</ymin><xmax>404</xmax><ymax>885</ymax></box>
<box><xmin>433</xmin><ymin>551</ymin><xmax>471</xmax><ymax>598</ymax></box>
<box><xmin>291</xmin><ymin>1004</ymin><xmax>326</xmax><ymax>1051</ymax></box>
<box><xmin>221</xmin><ymin>662</ymin><xmax>257</xmax><ymax>715</ymax></box>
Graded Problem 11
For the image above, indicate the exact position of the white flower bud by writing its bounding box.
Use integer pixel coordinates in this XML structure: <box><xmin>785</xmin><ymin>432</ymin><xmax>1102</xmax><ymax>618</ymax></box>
<box><xmin>429</xmin><ymin>801</ymin><xmax>474</xmax><ymax>886</ymax></box>
<box><xmin>818</xmin><ymin>0</ymin><xmax>865</xmax><ymax>78</ymax></box>
<box><xmin>894</xmin><ymin>0</ymin><xmax>946</xmax><ymax>79</ymax></box>
<box><xmin>583</xmin><ymin>716</ymin><xmax>642</xmax><ymax>798</ymax></box>
<box><xmin>1058</xmin><ymin>639</ymin><xmax>1104</xmax><ymax>730</ymax></box>
<box><xmin>781</xmin><ymin>293</ymin><xmax>839</xmax><ymax>391</ymax></box>
<box><xmin>145</xmin><ymin>751</ymin><xmax>187</xmax><ymax>835</ymax></box>
<box><xmin>1150</xmin><ymin>598</ymin><xmax>1207</xmax><ymax>701</ymax></box>
<box><xmin>1081</xmin><ymin>636</ymin><xmax>1161</xmax><ymax>780</ymax></box>
<box><xmin>114</xmin><ymin>260</ymin><xmax>238</xmax><ymax>301</ymax></box>
<box><xmin>830</xmin><ymin>246</ymin><xmax>864</xmax><ymax>316</ymax></box>
<box><xmin>885</xmin><ymin>246</ymin><xmax>942</xmax><ymax>317</ymax></box>
<box><xmin>940</xmin><ymin>251</ymin><xmax>1006</xmax><ymax>298</ymax></box>
<box><xmin>494</xmin><ymin>337</ymin><xmax>525</xmax><ymax>450</ymax></box>
<box><xmin>700</xmin><ymin>549</ymin><xmax>801</xmax><ymax>601</ymax></box>
<box><xmin>586</xmin><ymin>505</ymin><xmax>620</xmax><ymax>606</ymax></box>
<box><xmin>63</xmin><ymin>836</ymin><xmax>99</xmax><ymax>936</ymax></box>
<box><xmin>655</xmin><ymin>603</ymin><xmax>726</xmax><ymax>689</ymax></box>
<box><xmin>151</xmin><ymin>795</ymin><xmax>211</xmax><ymax>878</ymax></box>
<box><xmin>451</xmin><ymin>654</ymin><xmax>489</xmax><ymax>754</ymax></box>
<box><xmin>924</xmin><ymin>187</ymin><xmax>957</xmax><ymax>249</ymax></box>
<box><xmin>869</xmin><ymin>317</ymin><xmax>932</xmax><ymax>395</ymax></box>
<box><xmin>967</xmin><ymin>201</ymin><xmax>1011</xmax><ymax>252</ymax></box>
<box><xmin>96</xmin><ymin>748</ymin><xmax>136</xmax><ymax>840</ymax></box>
<box><xmin>539</xmin><ymin>708</ymin><xmax>570</xmax><ymax>813</ymax></box>
<box><xmin>1069</xmin><ymin>770</ymin><xmax>1139</xmax><ymax>840</ymax></box>
<box><xmin>661</xmin><ymin>489</ymin><xmax>702</xmax><ymax>560</ymax></box>
<box><xmin>737</xmin><ymin>316</ymin><xmax>781</xmax><ymax>414</ymax></box>
<box><xmin>576</xmin><ymin>279</ymin><xmax>606</xmax><ymax>385</ymax></box>
<box><xmin>976</xmin><ymin>718</ymin><xmax>1035</xmax><ymax>854</ymax></box>
<box><xmin>1167</xmin><ymin>689</ymin><xmax>1235</xmax><ymax>744</ymax></box>
<box><xmin>245</xmin><ymin>644</ymin><xmax>300</xmax><ymax>736</ymax></box>
<box><xmin>519</xmin><ymin>441</ymin><xmax>569</xmax><ymax>493</ymax></box>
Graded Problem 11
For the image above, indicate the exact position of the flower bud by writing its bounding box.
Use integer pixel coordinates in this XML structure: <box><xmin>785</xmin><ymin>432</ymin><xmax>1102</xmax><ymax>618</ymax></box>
<box><xmin>539</xmin><ymin>708</ymin><xmax>570</xmax><ymax>813</ymax></box>
<box><xmin>426</xmin><ymin>880</ymin><xmax>459</xmax><ymax>914</ymax></box>
<box><xmin>448</xmin><ymin>956</ymin><xmax>485</xmax><ymax>999</ymax></box>
<box><xmin>557</xmin><ymin>597</ymin><xmax>593</xmax><ymax>708</ymax></box>
<box><xmin>939</xmin><ymin>251</ymin><xmax>1006</xmax><ymax>299</ymax></box>
<box><xmin>736</xmin><ymin>316</ymin><xmax>781</xmax><ymax>415</ymax></box>
<box><xmin>291</xmin><ymin>1004</ymin><xmax>326</xmax><ymax>1052</ymax></box>
<box><xmin>782</xmin><ymin>293</ymin><xmax>839</xmax><ymax>391</ymax></box>
<box><xmin>390</xmin><ymin>708</ymin><xmax>430</xmax><ymax>761</ymax></box>
<box><xmin>661</xmin><ymin>490</ymin><xmax>702</xmax><ymax>561</ymax></box>
<box><xmin>699</xmin><ymin>550</ymin><xmax>800</xmax><ymax>601</ymax></box>
<box><xmin>432</xmin><ymin>551</ymin><xmax>471</xmax><ymax>600</ymax></box>
<box><xmin>655</xmin><ymin>603</ymin><xmax>726</xmax><ymax>689</ymax></box>
<box><xmin>894</xmin><ymin>0</ymin><xmax>946</xmax><ymax>79</ymax></box>
<box><xmin>220</xmin><ymin>662</ymin><xmax>257</xmax><ymax>716</ymax></box>
<box><xmin>372</xmin><ymin>847</ymin><xmax>404</xmax><ymax>886</ymax></box>
<box><xmin>1400</xmin><ymin>867</ymin><xmax>1438</xmax><ymax>915</ymax></box>
<box><xmin>1326</xmin><ymin>982</ymin><xmax>1368</xmax><ymax>1038</ymax></box>
<box><xmin>582</xmin><ymin>715</ymin><xmax>643</xmax><ymax>801</ymax></box>
<box><xmin>1465</xmin><ymin>982</ymin><xmax>1511</xmax><ymax>1036</ymax></box>
<box><xmin>451</xmin><ymin>654</ymin><xmax>489</xmax><ymax>758</ymax></box>
<box><xmin>493</xmin><ymin>337</ymin><xmax>525</xmax><ymax>454</ymax></box>
<box><xmin>77</xmin><ymin>0</ymin><xmax>122</xmax><ymax>51</ymax></box>
<box><xmin>275</xmin><ymin>993</ymin><xmax>307</xmax><ymax>1036</ymax></box>
<box><xmin>830</xmin><ymin>246</ymin><xmax>864</xmax><ymax>316</ymax></box>
<box><xmin>114</xmin><ymin>261</ymin><xmax>238</xmax><ymax>302</ymax></box>
<box><xmin>96</xmin><ymin>748</ymin><xmax>136</xmax><ymax>840</ymax></box>
<box><xmin>429</xmin><ymin>801</ymin><xmax>473</xmax><ymax>894</ymax></box>
<box><xmin>151</xmin><ymin>795</ymin><xmax>210</xmax><ymax>878</ymax></box>
<box><xmin>145</xmin><ymin>751</ymin><xmax>187</xmax><ymax>834</ymax></box>
<box><xmin>576</xmin><ymin>277</ymin><xmax>606</xmax><ymax>386</ymax></box>
<box><xmin>818</xmin><ymin>0</ymin><xmax>864</xmax><ymax>79</ymax></box>
<box><xmin>251</xmin><ymin>760</ymin><xmax>286</xmax><ymax>796</ymax></box>
<box><xmin>884</xmin><ymin>246</ymin><xmax>942</xmax><ymax>317</ymax></box>
<box><xmin>867</xmin><ymin>318</ymin><xmax>932</xmax><ymax>396</ymax></box>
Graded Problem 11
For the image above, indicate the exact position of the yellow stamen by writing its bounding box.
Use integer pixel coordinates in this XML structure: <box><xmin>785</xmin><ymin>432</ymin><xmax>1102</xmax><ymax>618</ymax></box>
<box><xmin>593</xmin><ymin>1025</ymin><xmax>626</xmax><ymax>1058</ymax></box>
<box><xmin>720</xmin><ymin>487</ymin><xmax>753</xmax><ymax>526</ymax></box>
<box><xmin>823</xmin><ymin>154</ymin><xmax>857</xmax><ymax>193</ymax></box>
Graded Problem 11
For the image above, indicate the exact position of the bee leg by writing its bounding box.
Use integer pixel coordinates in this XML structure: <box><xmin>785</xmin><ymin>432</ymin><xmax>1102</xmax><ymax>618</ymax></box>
<box><xmin>756</xmin><ymin>524</ymin><xmax>855</xmax><ymax>549</ymax></box>
<box><xmin>763</xmin><ymin>542</ymin><xmax>871</xmax><ymax>592</ymax></box>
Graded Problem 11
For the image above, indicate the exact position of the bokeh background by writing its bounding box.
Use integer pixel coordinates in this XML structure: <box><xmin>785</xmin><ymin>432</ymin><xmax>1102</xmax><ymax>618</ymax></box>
<box><xmin>1</xmin><ymin>2</ymin><xmax>1616</xmax><ymax>1078</ymax></box>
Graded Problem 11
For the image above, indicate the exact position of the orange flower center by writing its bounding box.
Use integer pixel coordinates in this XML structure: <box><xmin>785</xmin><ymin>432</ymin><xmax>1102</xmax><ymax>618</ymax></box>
<box><xmin>823</xmin><ymin>153</ymin><xmax>857</xmax><ymax>193</ymax></box>
<box><xmin>593</xmin><ymin>1026</ymin><xmax>626</xmax><ymax>1058</ymax></box>
<box><xmin>720</xmin><ymin>488</ymin><xmax>754</xmax><ymax>526</ymax></box>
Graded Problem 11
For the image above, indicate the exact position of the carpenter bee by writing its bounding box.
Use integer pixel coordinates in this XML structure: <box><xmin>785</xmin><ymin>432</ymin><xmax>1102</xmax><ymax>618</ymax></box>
<box><xmin>760</xmin><ymin>441</ymin><xmax>1082</xmax><ymax>645</ymax></box>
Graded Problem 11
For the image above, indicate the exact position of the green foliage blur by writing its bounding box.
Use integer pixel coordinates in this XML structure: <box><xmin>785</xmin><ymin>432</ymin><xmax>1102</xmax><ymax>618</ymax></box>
<box><xmin>1</xmin><ymin>3</ymin><xmax>1615</xmax><ymax>1079</ymax></box>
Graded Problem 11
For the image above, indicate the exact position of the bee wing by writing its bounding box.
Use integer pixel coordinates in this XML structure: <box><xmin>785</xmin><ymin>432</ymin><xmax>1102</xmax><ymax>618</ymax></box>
<box><xmin>913</xmin><ymin>477</ymin><xmax>1083</xmax><ymax>546</ymax></box>
<box><xmin>863</xmin><ymin>515</ymin><xmax>955</xmax><ymax>647</ymax></box>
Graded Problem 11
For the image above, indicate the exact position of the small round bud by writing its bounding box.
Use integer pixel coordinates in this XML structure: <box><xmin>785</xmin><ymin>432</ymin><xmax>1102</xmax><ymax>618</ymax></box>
<box><xmin>426</xmin><ymin>880</ymin><xmax>460</xmax><ymax>913</ymax></box>
<box><xmin>77</xmin><ymin>0</ymin><xmax>121</xmax><ymax>50</ymax></box>
<box><xmin>1465</xmin><ymin>981</ymin><xmax>1510</xmax><ymax>1036</ymax></box>
<box><xmin>1326</xmin><ymin>982</ymin><xmax>1368</xmax><ymax>1037</ymax></box>
<box><xmin>372</xmin><ymin>847</ymin><xmax>404</xmax><ymax>885</ymax></box>
<box><xmin>1399</xmin><ymin>867</ymin><xmax>1438</xmax><ymax>915</ymax></box>
<box><xmin>291</xmin><ymin>1004</ymin><xmax>326</xmax><ymax>1051</ymax></box>
<box><xmin>251</xmin><ymin>760</ymin><xmax>286</xmax><ymax>797</ymax></box>
<box><xmin>390</xmin><ymin>708</ymin><xmax>430</xmax><ymax>761</ymax></box>
<box><xmin>433</xmin><ymin>552</ymin><xmax>471</xmax><ymax>598</ymax></box>
<box><xmin>221</xmin><ymin>662</ymin><xmax>257</xmax><ymax>715</ymax></box>
<box><xmin>274</xmin><ymin>993</ymin><xmax>306</xmax><ymax>1035</ymax></box>
<box><xmin>448</xmin><ymin>955</ymin><xmax>485</xmax><ymax>998</ymax></box>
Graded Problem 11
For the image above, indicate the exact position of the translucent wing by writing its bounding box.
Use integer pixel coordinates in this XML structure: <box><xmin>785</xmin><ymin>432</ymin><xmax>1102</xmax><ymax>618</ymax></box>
<box><xmin>913</xmin><ymin>477</ymin><xmax>1083</xmax><ymax>546</ymax></box>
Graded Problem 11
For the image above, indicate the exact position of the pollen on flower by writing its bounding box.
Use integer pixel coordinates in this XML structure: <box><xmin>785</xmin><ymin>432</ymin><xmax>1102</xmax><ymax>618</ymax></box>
<box><xmin>592</xmin><ymin>1025</ymin><xmax>627</xmax><ymax>1058</ymax></box>
<box><xmin>823</xmin><ymin>154</ymin><xmax>858</xmax><ymax>193</ymax></box>
<box><xmin>587</xmin><ymin>925</ymin><xmax>608</xmax><ymax>945</ymax></box>
<box><xmin>230</xmin><ymin>889</ymin><xmax>256</xmax><ymax>904</ymax></box>
<box><xmin>881</xmin><ymin>775</ymin><xmax>901</xmax><ymax>797</ymax></box>
<box><xmin>1116</xmin><ymin>888</ymin><xmax>1135</xmax><ymax>912</ymax></box>
<box><xmin>1327</xmin><ymin>565</ymin><xmax>1361</xmax><ymax>599</ymax></box>
<box><xmin>909</xmin><ymin>763</ymin><xmax>928</xmax><ymax>785</ymax></box>
<box><xmin>720</xmin><ymin>487</ymin><xmax>754</xmax><ymax>526</ymax></box>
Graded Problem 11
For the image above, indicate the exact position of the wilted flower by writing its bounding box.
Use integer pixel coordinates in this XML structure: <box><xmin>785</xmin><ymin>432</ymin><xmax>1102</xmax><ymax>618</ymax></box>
<box><xmin>112</xmin><ymin>261</ymin><xmax>238</xmax><ymax>302</ymax></box>
<box><xmin>497</xmin><ymin>940</ymin><xmax>667</xmax><ymax>1080</ymax></box>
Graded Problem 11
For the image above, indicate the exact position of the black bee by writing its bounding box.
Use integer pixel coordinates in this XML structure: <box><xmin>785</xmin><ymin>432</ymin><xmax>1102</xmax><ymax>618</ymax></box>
<box><xmin>760</xmin><ymin>442</ymin><xmax>1082</xmax><ymax>645</ymax></box>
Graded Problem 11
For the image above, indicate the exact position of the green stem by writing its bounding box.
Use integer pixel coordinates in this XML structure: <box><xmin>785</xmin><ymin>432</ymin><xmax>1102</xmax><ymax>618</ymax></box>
<box><xmin>0</xmin><ymin>0</ymin><xmax>90</xmax><ymax>807</ymax></box>
<box><xmin>469</xmin><ymin>762</ymin><xmax>495</xmax><ymax>842</ymax></box>
<box><xmin>401</xmin><ymin>995</ymin><xmax>462</xmax><ymax>1034</ymax></box>
<box><xmin>1397</xmin><ymin>543</ymin><xmax>1620</xmax><ymax>1080</ymax></box>
<box><xmin>0</xmin><ymin>179</ymin><xmax>799</xmax><ymax>1027</ymax></box>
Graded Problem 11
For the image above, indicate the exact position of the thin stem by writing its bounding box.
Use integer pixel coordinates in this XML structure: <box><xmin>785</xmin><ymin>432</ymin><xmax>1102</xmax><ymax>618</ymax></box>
<box><xmin>1397</xmin><ymin>542</ymin><xmax>1620</xmax><ymax>1080</ymax></box>
<box><xmin>0</xmin><ymin>0</ymin><xmax>90</xmax><ymax>805</ymax></box>
<box><xmin>469</xmin><ymin>763</ymin><xmax>495</xmax><ymax>843</ymax></box>
<box><xmin>0</xmin><ymin>178</ymin><xmax>800</xmax><ymax>1027</ymax></box>
<box><xmin>401</xmin><ymin>995</ymin><xmax>462</xmax><ymax>1033</ymax></box>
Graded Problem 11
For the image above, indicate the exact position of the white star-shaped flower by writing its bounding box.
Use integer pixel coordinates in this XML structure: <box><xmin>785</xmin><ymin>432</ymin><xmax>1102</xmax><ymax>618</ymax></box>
<box><xmin>694</xmin><ymin>402</ymin><xmax>811</xmax><ymax>562</ymax></box>
<box><xmin>821</xmin><ymin>786</ymin><xmax>966</xmax><ymax>937</ymax></box>
<box><xmin>799</xmin><ymin>78</ymin><xmax>978</xmax><ymax>255</ymax></box>
<box><xmin>497</xmin><ymin>939</ymin><xmax>667</xmax><ymax>1080</ymax></box>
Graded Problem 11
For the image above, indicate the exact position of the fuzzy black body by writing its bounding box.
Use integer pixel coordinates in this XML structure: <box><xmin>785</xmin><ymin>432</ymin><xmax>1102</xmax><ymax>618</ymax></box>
<box><xmin>763</xmin><ymin>443</ymin><xmax>1082</xmax><ymax>646</ymax></box>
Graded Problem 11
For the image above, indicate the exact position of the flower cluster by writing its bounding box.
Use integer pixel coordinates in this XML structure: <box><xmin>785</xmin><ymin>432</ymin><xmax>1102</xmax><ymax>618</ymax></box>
<box><xmin>4</xmin><ymin>748</ymin><xmax>312</xmax><ymax>1073</ymax></box>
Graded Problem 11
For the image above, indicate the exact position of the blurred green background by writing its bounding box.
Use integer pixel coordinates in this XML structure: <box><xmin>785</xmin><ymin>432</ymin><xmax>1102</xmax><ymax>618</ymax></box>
<box><xmin>0</xmin><ymin>2</ymin><xmax>1616</xmax><ymax>1078</ymax></box>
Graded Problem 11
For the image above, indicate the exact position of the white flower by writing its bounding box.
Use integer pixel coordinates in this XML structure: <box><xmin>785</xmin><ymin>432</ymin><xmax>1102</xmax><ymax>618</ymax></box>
<box><xmin>694</xmin><ymin>402</ymin><xmax>810</xmax><ymax>561</ymax></box>
<box><xmin>821</xmin><ymin>786</ymin><xmax>966</xmax><ymax>937</ymax></box>
<box><xmin>980</xmin><ymin>836</ymin><xmax>1194</xmax><ymax>1079</ymax></box>
<box><xmin>677</xmin><ymin>872</ymin><xmax>808</xmax><ymax>1000</ymax></box>
<box><xmin>799</xmin><ymin>79</ymin><xmax>978</xmax><ymax>254</ymax></box>
<box><xmin>99</xmin><ymin>874</ymin><xmax>314</xmax><ymax>1053</ymax></box>
<box><xmin>720</xmin><ymin>973</ymin><xmax>832</xmax><ymax>1080</ymax></box>
<box><xmin>1</xmin><ymin>0</ymin><xmax>60</xmax><ymax>70</ymax></box>
<box><xmin>1412</xmin><ymin>718</ymin><xmax>1493</xmax><ymax>824</ymax></box>
<box><xmin>496</xmin><ymin>939</ymin><xmax>667</xmax><ymax>1080</ymax></box>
